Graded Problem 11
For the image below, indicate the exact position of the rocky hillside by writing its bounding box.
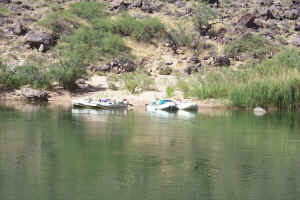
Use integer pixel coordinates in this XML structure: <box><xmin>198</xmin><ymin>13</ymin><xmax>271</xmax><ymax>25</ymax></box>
<box><xmin>0</xmin><ymin>0</ymin><xmax>299</xmax><ymax>68</ymax></box>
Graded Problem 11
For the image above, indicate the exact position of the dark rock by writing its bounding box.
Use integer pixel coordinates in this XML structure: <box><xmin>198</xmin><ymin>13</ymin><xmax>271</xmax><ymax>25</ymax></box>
<box><xmin>110</xmin><ymin>0</ymin><xmax>130</xmax><ymax>11</ymax></box>
<box><xmin>284</xmin><ymin>9</ymin><xmax>299</xmax><ymax>20</ymax></box>
<box><xmin>131</xmin><ymin>0</ymin><xmax>161</xmax><ymax>13</ymax></box>
<box><xmin>25</xmin><ymin>31</ymin><xmax>57</xmax><ymax>52</ymax></box>
<box><xmin>75</xmin><ymin>79</ymin><xmax>89</xmax><ymax>89</ymax></box>
<box><xmin>206</xmin><ymin>0</ymin><xmax>219</xmax><ymax>8</ymax></box>
<box><xmin>188</xmin><ymin>56</ymin><xmax>200</xmax><ymax>64</ymax></box>
<box><xmin>88</xmin><ymin>64</ymin><xmax>111</xmax><ymax>72</ymax></box>
<box><xmin>12</xmin><ymin>22</ymin><xmax>27</xmax><ymax>36</ymax></box>
<box><xmin>184</xmin><ymin>64</ymin><xmax>201</xmax><ymax>75</ymax></box>
<box><xmin>295</xmin><ymin>24</ymin><xmax>300</xmax><ymax>31</ymax></box>
<box><xmin>21</xmin><ymin>88</ymin><xmax>49</xmax><ymax>101</ymax></box>
<box><xmin>108</xmin><ymin>58</ymin><xmax>135</xmax><ymax>73</ymax></box>
<box><xmin>258</xmin><ymin>0</ymin><xmax>273</xmax><ymax>7</ymax></box>
<box><xmin>214</xmin><ymin>56</ymin><xmax>230</xmax><ymax>67</ymax></box>
<box><xmin>238</xmin><ymin>14</ymin><xmax>259</xmax><ymax>29</ymax></box>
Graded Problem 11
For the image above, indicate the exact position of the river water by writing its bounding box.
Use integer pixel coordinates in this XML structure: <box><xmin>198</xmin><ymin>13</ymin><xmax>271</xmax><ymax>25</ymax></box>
<box><xmin>0</xmin><ymin>103</ymin><xmax>300</xmax><ymax>200</ymax></box>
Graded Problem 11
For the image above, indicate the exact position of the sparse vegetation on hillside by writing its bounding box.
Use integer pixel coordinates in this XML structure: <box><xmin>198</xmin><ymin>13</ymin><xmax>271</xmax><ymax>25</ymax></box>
<box><xmin>224</xmin><ymin>34</ymin><xmax>278</xmax><ymax>59</ymax></box>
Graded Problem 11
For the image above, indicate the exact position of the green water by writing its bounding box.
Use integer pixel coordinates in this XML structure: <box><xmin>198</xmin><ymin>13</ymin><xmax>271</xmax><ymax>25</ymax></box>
<box><xmin>0</xmin><ymin>104</ymin><xmax>300</xmax><ymax>200</ymax></box>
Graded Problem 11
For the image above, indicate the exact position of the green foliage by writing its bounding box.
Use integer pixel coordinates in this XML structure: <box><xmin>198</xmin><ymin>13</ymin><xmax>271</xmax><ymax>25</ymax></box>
<box><xmin>51</xmin><ymin>55</ymin><xmax>86</xmax><ymax>90</ymax></box>
<box><xmin>62</xmin><ymin>26</ymin><xmax>128</xmax><ymax>61</ymax></box>
<box><xmin>166</xmin><ymin>86</ymin><xmax>175</xmax><ymax>98</ymax></box>
<box><xmin>224</xmin><ymin>34</ymin><xmax>277</xmax><ymax>59</ymax></box>
<box><xmin>120</xmin><ymin>70</ymin><xmax>155</xmax><ymax>94</ymax></box>
<box><xmin>167</xmin><ymin>24</ymin><xmax>193</xmax><ymax>48</ymax></box>
<box><xmin>193</xmin><ymin>4</ymin><xmax>216</xmax><ymax>35</ymax></box>
<box><xmin>114</xmin><ymin>14</ymin><xmax>164</xmax><ymax>41</ymax></box>
<box><xmin>39</xmin><ymin>10</ymin><xmax>80</xmax><ymax>35</ymax></box>
<box><xmin>106</xmin><ymin>73</ymin><xmax>119</xmax><ymax>90</ymax></box>
<box><xmin>0</xmin><ymin>62</ymin><xmax>52</xmax><ymax>90</ymax></box>
<box><xmin>176</xmin><ymin>47</ymin><xmax>300</xmax><ymax>109</ymax></box>
<box><xmin>69</xmin><ymin>2</ymin><xmax>106</xmax><ymax>22</ymax></box>
<box><xmin>0</xmin><ymin>6</ymin><xmax>9</xmax><ymax>16</ymax></box>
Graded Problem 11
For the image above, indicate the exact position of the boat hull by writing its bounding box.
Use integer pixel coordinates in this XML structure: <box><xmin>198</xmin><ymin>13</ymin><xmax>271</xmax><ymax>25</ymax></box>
<box><xmin>146</xmin><ymin>102</ymin><xmax>177</xmax><ymax>111</ymax></box>
<box><xmin>176</xmin><ymin>103</ymin><xmax>198</xmax><ymax>111</ymax></box>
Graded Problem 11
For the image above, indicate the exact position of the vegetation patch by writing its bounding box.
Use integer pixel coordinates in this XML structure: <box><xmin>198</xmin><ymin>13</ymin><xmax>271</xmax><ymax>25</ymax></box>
<box><xmin>114</xmin><ymin>14</ymin><xmax>164</xmax><ymax>42</ymax></box>
<box><xmin>176</xmin><ymin>47</ymin><xmax>300</xmax><ymax>109</ymax></box>
<box><xmin>224</xmin><ymin>34</ymin><xmax>277</xmax><ymax>59</ymax></box>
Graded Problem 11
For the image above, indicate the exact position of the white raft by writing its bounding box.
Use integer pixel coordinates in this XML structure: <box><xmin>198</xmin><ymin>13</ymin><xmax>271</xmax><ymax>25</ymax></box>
<box><xmin>146</xmin><ymin>100</ymin><xmax>177</xmax><ymax>111</ymax></box>
<box><xmin>175</xmin><ymin>102</ymin><xmax>198</xmax><ymax>111</ymax></box>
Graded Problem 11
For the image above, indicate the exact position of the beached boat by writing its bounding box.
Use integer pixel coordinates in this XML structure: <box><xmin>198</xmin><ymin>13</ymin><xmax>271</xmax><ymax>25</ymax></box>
<box><xmin>146</xmin><ymin>100</ymin><xmax>177</xmax><ymax>111</ymax></box>
<box><xmin>175</xmin><ymin>101</ymin><xmax>198</xmax><ymax>111</ymax></box>
<box><xmin>72</xmin><ymin>99</ymin><xmax>100</xmax><ymax>108</ymax></box>
<box><xmin>72</xmin><ymin>98</ymin><xmax>130</xmax><ymax>110</ymax></box>
<box><xmin>97</xmin><ymin>98</ymin><xmax>129</xmax><ymax>110</ymax></box>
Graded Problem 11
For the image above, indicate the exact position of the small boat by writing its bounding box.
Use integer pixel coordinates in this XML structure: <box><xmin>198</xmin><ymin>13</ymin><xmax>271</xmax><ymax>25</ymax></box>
<box><xmin>175</xmin><ymin>101</ymin><xmax>198</xmax><ymax>111</ymax></box>
<box><xmin>72</xmin><ymin>98</ymin><xmax>130</xmax><ymax>110</ymax></box>
<box><xmin>146</xmin><ymin>99</ymin><xmax>177</xmax><ymax>111</ymax></box>
<box><xmin>97</xmin><ymin>98</ymin><xmax>129</xmax><ymax>110</ymax></box>
<box><xmin>72</xmin><ymin>99</ymin><xmax>100</xmax><ymax>108</ymax></box>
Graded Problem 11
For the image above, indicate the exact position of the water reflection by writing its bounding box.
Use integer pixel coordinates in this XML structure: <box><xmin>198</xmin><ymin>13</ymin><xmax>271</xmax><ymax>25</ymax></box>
<box><xmin>0</xmin><ymin>102</ymin><xmax>299</xmax><ymax>200</ymax></box>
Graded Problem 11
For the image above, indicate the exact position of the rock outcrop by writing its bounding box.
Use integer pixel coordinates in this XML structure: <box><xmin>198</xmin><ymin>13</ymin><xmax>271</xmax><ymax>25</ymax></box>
<box><xmin>25</xmin><ymin>31</ymin><xmax>56</xmax><ymax>52</ymax></box>
<box><xmin>21</xmin><ymin>88</ymin><xmax>49</xmax><ymax>101</ymax></box>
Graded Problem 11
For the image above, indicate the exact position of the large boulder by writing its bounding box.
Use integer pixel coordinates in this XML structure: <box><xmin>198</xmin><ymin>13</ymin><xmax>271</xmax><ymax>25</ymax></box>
<box><xmin>25</xmin><ymin>31</ymin><xmax>56</xmax><ymax>52</ymax></box>
<box><xmin>21</xmin><ymin>88</ymin><xmax>49</xmax><ymax>101</ymax></box>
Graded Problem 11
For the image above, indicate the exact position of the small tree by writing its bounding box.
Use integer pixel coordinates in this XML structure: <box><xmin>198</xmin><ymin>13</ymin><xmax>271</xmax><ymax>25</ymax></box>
<box><xmin>193</xmin><ymin>4</ymin><xmax>216</xmax><ymax>36</ymax></box>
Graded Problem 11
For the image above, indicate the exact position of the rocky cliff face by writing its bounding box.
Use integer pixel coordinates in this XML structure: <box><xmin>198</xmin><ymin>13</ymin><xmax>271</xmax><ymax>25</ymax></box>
<box><xmin>0</xmin><ymin>0</ymin><xmax>299</xmax><ymax>73</ymax></box>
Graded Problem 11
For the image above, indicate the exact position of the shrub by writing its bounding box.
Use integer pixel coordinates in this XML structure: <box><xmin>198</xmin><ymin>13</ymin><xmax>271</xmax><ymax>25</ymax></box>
<box><xmin>114</xmin><ymin>14</ymin><xmax>164</xmax><ymax>42</ymax></box>
<box><xmin>193</xmin><ymin>4</ymin><xmax>216</xmax><ymax>35</ymax></box>
<box><xmin>120</xmin><ymin>70</ymin><xmax>155</xmax><ymax>94</ymax></box>
<box><xmin>51</xmin><ymin>56</ymin><xmax>86</xmax><ymax>90</ymax></box>
<box><xmin>224</xmin><ymin>34</ymin><xmax>277</xmax><ymax>59</ymax></box>
<box><xmin>62</xmin><ymin>26</ymin><xmax>128</xmax><ymax>62</ymax></box>
<box><xmin>69</xmin><ymin>2</ymin><xmax>106</xmax><ymax>22</ymax></box>
<box><xmin>39</xmin><ymin>10</ymin><xmax>80</xmax><ymax>35</ymax></box>
<box><xmin>166</xmin><ymin>86</ymin><xmax>175</xmax><ymax>98</ymax></box>
<box><xmin>0</xmin><ymin>62</ymin><xmax>52</xmax><ymax>90</ymax></box>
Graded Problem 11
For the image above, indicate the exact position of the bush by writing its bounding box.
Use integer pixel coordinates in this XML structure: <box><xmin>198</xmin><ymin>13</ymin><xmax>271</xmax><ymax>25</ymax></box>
<box><xmin>120</xmin><ymin>70</ymin><xmax>155</xmax><ymax>94</ymax></box>
<box><xmin>114</xmin><ymin>14</ymin><xmax>164</xmax><ymax>42</ymax></box>
<box><xmin>69</xmin><ymin>2</ymin><xmax>106</xmax><ymax>22</ymax></box>
<box><xmin>0</xmin><ymin>62</ymin><xmax>52</xmax><ymax>90</ymax></box>
<box><xmin>51</xmin><ymin>56</ymin><xmax>86</xmax><ymax>90</ymax></box>
<box><xmin>62</xmin><ymin>26</ymin><xmax>128</xmax><ymax>62</ymax></box>
<box><xmin>224</xmin><ymin>34</ymin><xmax>277</xmax><ymax>59</ymax></box>
<box><xmin>39</xmin><ymin>10</ymin><xmax>80</xmax><ymax>35</ymax></box>
<box><xmin>166</xmin><ymin>86</ymin><xmax>175</xmax><ymax>98</ymax></box>
<box><xmin>193</xmin><ymin>4</ymin><xmax>216</xmax><ymax>35</ymax></box>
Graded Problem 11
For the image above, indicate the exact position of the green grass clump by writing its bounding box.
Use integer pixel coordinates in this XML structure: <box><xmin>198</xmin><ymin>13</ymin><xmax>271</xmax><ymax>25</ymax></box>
<box><xmin>166</xmin><ymin>86</ymin><xmax>175</xmax><ymax>98</ymax></box>
<box><xmin>0</xmin><ymin>6</ymin><xmax>10</xmax><ymax>16</ymax></box>
<box><xmin>120</xmin><ymin>70</ymin><xmax>155</xmax><ymax>94</ymax></box>
<box><xmin>224</xmin><ymin>34</ymin><xmax>277</xmax><ymax>59</ymax></box>
<box><xmin>69</xmin><ymin>2</ymin><xmax>106</xmax><ymax>22</ymax></box>
<box><xmin>176</xmin><ymin>47</ymin><xmax>300</xmax><ymax>109</ymax></box>
<box><xmin>114</xmin><ymin>14</ymin><xmax>164</xmax><ymax>42</ymax></box>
